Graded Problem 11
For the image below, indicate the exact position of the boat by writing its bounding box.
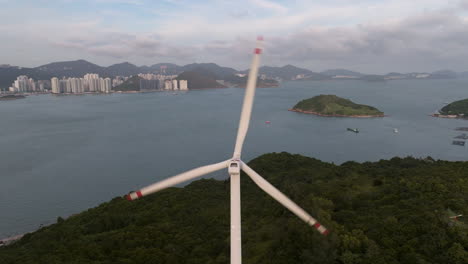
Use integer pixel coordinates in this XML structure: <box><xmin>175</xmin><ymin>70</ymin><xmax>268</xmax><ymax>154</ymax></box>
<box><xmin>393</xmin><ymin>128</ymin><xmax>399</xmax><ymax>133</ymax></box>
<box><xmin>454</xmin><ymin>134</ymin><xmax>468</xmax><ymax>139</ymax></box>
<box><xmin>452</xmin><ymin>140</ymin><xmax>465</xmax><ymax>146</ymax></box>
<box><xmin>347</xmin><ymin>128</ymin><xmax>359</xmax><ymax>133</ymax></box>
<box><xmin>265</xmin><ymin>121</ymin><xmax>271</xmax><ymax>124</ymax></box>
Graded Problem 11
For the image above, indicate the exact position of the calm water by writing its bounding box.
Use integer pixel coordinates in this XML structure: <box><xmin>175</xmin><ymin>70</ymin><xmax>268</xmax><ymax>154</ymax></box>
<box><xmin>1</xmin><ymin>79</ymin><xmax>467</xmax><ymax>238</ymax></box>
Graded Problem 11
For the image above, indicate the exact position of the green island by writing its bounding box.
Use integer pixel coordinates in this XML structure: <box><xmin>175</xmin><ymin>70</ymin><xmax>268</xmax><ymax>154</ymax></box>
<box><xmin>433</xmin><ymin>98</ymin><xmax>468</xmax><ymax>118</ymax></box>
<box><xmin>1</xmin><ymin>152</ymin><xmax>467</xmax><ymax>264</ymax></box>
<box><xmin>289</xmin><ymin>95</ymin><xmax>384</xmax><ymax>117</ymax></box>
<box><xmin>0</xmin><ymin>94</ymin><xmax>26</xmax><ymax>100</ymax></box>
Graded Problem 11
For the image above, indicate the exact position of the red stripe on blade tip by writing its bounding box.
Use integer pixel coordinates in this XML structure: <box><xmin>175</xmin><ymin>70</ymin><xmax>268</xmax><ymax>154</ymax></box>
<box><xmin>254</xmin><ymin>48</ymin><xmax>262</xmax><ymax>54</ymax></box>
<box><xmin>313</xmin><ymin>222</ymin><xmax>321</xmax><ymax>228</ymax></box>
<box><xmin>136</xmin><ymin>191</ymin><xmax>143</xmax><ymax>198</ymax></box>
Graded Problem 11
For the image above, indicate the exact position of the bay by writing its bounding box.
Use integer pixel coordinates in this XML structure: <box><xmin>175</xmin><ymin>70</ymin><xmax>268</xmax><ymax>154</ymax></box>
<box><xmin>1</xmin><ymin>79</ymin><xmax>467</xmax><ymax>238</ymax></box>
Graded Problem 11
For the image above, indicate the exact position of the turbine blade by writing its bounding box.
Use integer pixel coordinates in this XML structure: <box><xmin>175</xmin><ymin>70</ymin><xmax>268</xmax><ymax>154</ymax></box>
<box><xmin>233</xmin><ymin>36</ymin><xmax>263</xmax><ymax>159</ymax></box>
<box><xmin>126</xmin><ymin>160</ymin><xmax>229</xmax><ymax>200</ymax></box>
<box><xmin>241</xmin><ymin>161</ymin><xmax>329</xmax><ymax>235</ymax></box>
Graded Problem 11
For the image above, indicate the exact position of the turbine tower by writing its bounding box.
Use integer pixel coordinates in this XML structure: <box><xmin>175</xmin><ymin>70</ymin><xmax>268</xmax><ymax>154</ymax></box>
<box><xmin>125</xmin><ymin>37</ymin><xmax>328</xmax><ymax>264</ymax></box>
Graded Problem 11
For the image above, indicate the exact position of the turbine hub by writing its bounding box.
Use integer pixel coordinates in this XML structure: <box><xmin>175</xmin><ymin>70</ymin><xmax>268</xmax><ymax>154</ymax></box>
<box><xmin>228</xmin><ymin>160</ymin><xmax>241</xmax><ymax>175</ymax></box>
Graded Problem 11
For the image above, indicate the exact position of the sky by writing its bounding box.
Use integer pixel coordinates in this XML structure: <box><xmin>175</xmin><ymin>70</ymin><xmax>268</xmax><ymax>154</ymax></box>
<box><xmin>2</xmin><ymin>0</ymin><xmax>468</xmax><ymax>73</ymax></box>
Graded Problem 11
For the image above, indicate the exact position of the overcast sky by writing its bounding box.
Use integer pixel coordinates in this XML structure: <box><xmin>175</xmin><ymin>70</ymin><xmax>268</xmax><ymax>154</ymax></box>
<box><xmin>2</xmin><ymin>0</ymin><xmax>468</xmax><ymax>73</ymax></box>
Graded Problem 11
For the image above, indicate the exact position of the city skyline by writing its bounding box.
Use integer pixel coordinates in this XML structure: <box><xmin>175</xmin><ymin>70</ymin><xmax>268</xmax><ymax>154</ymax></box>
<box><xmin>3</xmin><ymin>1</ymin><xmax>468</xmax><ymax>73</ymax></box>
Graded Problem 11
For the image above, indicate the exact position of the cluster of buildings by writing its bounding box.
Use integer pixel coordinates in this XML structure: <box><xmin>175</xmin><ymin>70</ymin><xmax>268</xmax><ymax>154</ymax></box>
<box><xmin>6</xmin><ymin>72</ymin><xmax>189</xmax><ymax>94</ymax></box>
<box><xmin>51</xmin><ymin>74</ymin><xmax>111</xmax><ymax>94</ymax></box>
<box><xmin>137</xmin><ymin>73</ymin><xmax>188</xmax><ymax>91</ymax></box>
<box><xmin>9</xmin><ymin>76</ymin><xmax>49</xmax><ymax>93</ymax></box>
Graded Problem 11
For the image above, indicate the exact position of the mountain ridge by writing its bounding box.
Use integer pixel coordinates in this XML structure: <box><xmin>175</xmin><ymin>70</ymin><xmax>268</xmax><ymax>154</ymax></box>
<box><xmin>1</xmin><ymin>59</ymin><xmax>467</xmax><ymax>89</ymax></box>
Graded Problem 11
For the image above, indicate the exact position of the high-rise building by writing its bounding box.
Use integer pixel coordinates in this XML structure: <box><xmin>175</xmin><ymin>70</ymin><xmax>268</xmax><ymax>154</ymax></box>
<box><xmin>51</xmin><ymin>77</ymin><xmax>59</xmax><ymax>93</ymax></box>
<box><xmin>10</xmin><ymin>75</ymin><xmax>34</xmax><ymax>92</ymax></box>
<box><xmin>172</xmin><ymin>79</ymin><xmax>178</xmax><ymax>90</ymax></box>
<box><xmin>84</xmin><ymin>73</ymin><xmax>100</xmax><ymax>92</ymax></box>
<box><xmin>140</xmin><ymin>79</ymin><xmax>158</xmax><ymax>91</ymax></box>
<box><xmin>104</xmin><ymin>78</ymin><xmax>112</xmax><ymax>93</ymax></box>
<box><xmin>164</xmin><ymin>80</ymin><xmax>172</xmax><ymax>90</ymax></box>
<box><xmin>179</xmin><ymin>80</ymin><xmax>188</xmax><ymax>90</ymax></box>
<box><xmin>59</xmin><ymin>79</ymin><xmax>67</xmax><ymax>93</ymax></box>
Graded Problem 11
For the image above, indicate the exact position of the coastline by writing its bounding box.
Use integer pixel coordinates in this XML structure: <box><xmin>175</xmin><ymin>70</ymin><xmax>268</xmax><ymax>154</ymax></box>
<box><xmin>430</xmin><ymin>113</ymin><xmax>467</xmax><ymax>120</ymax></box>
<box><xmin>288</xmin><ymin>108</ymin><xmax>385</xmax><ymax>118</ymax></box>
<box><xmin>0</xmin><ymin>234</ymin><xmax>24</xmax><ymax>247</ymax></box>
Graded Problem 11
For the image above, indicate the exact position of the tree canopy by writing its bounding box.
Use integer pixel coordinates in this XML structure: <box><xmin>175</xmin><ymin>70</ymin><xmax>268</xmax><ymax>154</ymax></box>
<box><xmin>1</xmin><ymin>152</ymin><xmax>467</xmax><ymax>264</ymax></box>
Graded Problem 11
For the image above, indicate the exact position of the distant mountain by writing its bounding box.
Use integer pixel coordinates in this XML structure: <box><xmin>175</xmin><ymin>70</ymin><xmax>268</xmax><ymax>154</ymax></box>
<box><xmin>430</xmin><ymin>70</ymin><xmax>458</xmax><ymax>79</ymax></box>
<box><xmin>320</xmin><ymin>69</ymin><xmax>363</xmax><ymax>77</ymax></box>
<box><xmin>176</xmin><ymin>71</ymin><xmax>226</xmax><ymax>89</ymax></box>
<box><xmin>251</xmin><ymin>65</ymin><xmax>316</xmax><ymax>80</ymax></box>
<box><xmin>359</xmin><ymin>75</ymin><xmax>386</xmax><ymax>82</ymax></box>
<box><xmin>0</xmin><ymin>67</ymin><xmax>51</xmax><ymax>89</ymax></box>
<box><xmin>182</xmin><ymin>63</ymin><xmax>237</xmax><ymax>80</ymax></box>
<box><xmin>106</xmin><ymin>62</ymin><xmax>141</xmax><ymax>76</ymax></box>
<box><xmin>148</xmin><ymin>63</ymin><xmax>181</xmax><ymax>75</ymax></box>
<box><xmin>3</xmin><ymin>58</ymin><xmax>468</xmax><ymax>90</ymax></box>
<box><xmin>222</xmin><ymin>74</ymin><xmax>279</xmax><ymax>88</ymax></box>
<box><xmin>36</xmin><ymin>60</ymin><xmax>107</xmax><ymax>78</ymax></box>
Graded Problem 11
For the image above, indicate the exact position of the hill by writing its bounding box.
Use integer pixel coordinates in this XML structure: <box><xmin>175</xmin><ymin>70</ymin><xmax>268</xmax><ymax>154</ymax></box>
<box><xmin>320</xmin><ymin>69</ymin><xmax>363</xmax><ymax>78</ymax></box>
<box><xmin>223</xmin><ymin>74</ymin><xmax>279</xmax><ymax>88</ymax></box>
<box><xmin>0</xmin><ymin>152</ymin><xmax>467</xmax><ymax>264</ymax></box>
<box><xmin>36</xmin><ymin>60</ymin><xmax>108</xmax><ymax>78</ymax></box>
<box><xmin>290</xmin><ymin>95</ymin><xmax>384</xmax><ymax>117</ymax></box>
<box><xmin>176</xmin><ymin>71</ymin><xmax>226</xmax><ymax>89</ymax></box>
<box><xmin>255</xmin><ymin>65</ymin><xmax>317</xmax><ymax>80</ymax></box>
<box><xmin>182</xmin><ymin>63</ymin><xmax>237</xmax><ymax>80</ymax></box>
<box><xmin>439</xmin><ymin>98</ymin><xmax>468</xmax><ymax>117</ymax></box>
<box><xmin>106</xmin><ymin>62</ymin><xmax>141</xmax><ymax>76</ymax></box>
<box><xmin>112</xmin><ymin>75</ymin><xmax>141</xmax><ymax>91</ymax></box>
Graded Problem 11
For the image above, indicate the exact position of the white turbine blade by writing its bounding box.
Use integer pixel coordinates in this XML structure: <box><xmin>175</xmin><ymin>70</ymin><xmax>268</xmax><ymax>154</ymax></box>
<box><xmin>126</xmin><ymin>160</ymin><xmax>229</xmax><ymax>200</ymax></box>
<box><xmin>233</xmin><ymin>36</ymin><xmax>263</xmax><ymax>159</ymax></box>
<box><xmin>241</xmin><ymin>161</ymin><xmax>329</xmax><ymax>235</ymax></box>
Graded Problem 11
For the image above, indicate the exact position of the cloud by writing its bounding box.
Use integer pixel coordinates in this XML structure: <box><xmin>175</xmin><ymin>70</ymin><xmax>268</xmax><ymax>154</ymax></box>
<box><xmin>250</xmin><ymin>0</ymin><xmax>287</xmax><ymax>13</ymax></box>
<box><xmin>3</xmin><ymin>0</ymin><xmax>468</xmax><ymax>72</ymax></box>
<box><xmin>54</xmin><ymin>31</ymin><xmax>198</xmax><ymax>60</ymax></box>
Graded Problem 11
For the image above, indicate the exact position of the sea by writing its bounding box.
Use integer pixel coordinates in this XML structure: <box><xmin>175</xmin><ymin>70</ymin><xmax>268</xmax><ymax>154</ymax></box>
<box><xmin>1</xmin><ymin>79</ymin><xmax>467</xmax><ymax>238</ymax></box>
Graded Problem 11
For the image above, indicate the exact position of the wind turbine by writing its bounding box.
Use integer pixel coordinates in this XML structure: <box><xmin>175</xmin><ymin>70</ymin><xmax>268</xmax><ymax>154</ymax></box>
<box><xmin>125</xmin><ymin>36</ymin><xmax>329</xmax><ymax>264</ymax></box>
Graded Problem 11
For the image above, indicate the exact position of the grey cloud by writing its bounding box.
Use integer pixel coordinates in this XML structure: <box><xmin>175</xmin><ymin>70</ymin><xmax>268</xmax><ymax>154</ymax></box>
<box><xmin>54</xmin><ymin>32</ymin><xmax>198</xmax><ymax>60</ymax></box>
<box><xmin>51</xmin><ymin>8</ymin><xmax>468</xmax><ymax>73</ymax></box>
<box><xmin>259</xmin><ymin>9</ymin><xmax>468</xmax><ymax>72</ymax></box>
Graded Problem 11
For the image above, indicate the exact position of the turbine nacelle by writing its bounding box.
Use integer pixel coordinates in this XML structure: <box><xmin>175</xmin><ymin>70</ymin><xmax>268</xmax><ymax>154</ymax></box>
<box><xmin>228</xmin><ymin>160</ymin><xmax>241</xmax><ymax>175</ymax></box>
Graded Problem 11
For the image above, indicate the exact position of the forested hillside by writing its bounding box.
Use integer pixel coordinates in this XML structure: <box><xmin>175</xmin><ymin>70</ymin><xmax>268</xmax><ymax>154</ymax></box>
<box><xmin>1</xmin><ymin>152</ymin><xmax>467</xmax><ymax>264</ymax></box>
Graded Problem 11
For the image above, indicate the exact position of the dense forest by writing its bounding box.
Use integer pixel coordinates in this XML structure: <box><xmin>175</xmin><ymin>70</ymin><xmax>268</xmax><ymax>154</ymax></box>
<box><xmin>1</xmin><ymin>152</ymin><xmax>467</xmax><ymax>264</ymax></box>
<box><xmin>440</xmin><ymin>98</ymin><xmax>468</xmax><ymax>116</ymax></box>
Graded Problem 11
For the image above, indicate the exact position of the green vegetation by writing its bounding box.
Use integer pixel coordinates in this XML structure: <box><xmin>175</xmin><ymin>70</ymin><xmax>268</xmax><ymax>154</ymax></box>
<box><xmin>113</xmin><ymin>75</ymin><xmax>141</xmax><ymax>91</ymax></box>
<box><xmin>292</xmin><ymin>95</ymin><xmax>384</xmax><ymax>116</ymax></box>
<box><xmin>440</xmin><ymin>99</ymin><xmax>468</xmax><ymax>116</ymax></box>
<box><xmin>1</xmin><ymin>152</ymin><xmax>467</xmax><ymax>264</ymax></box>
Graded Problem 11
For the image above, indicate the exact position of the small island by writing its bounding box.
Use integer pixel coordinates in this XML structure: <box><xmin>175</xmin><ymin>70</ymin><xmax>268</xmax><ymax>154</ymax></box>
<box><xmin>432</xmin><ymin>99</ymin><xmax>468</xmax><ymax>119</ymax></box>
<box><xmin>289</xmin><ymin>94</ymin><xmax>384</xmax><ymax>118</ymax></box>
<box><xmin>0</xmin><ymin>94</ymin><xmax>26</xmax><ymax>100</ymax></box>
